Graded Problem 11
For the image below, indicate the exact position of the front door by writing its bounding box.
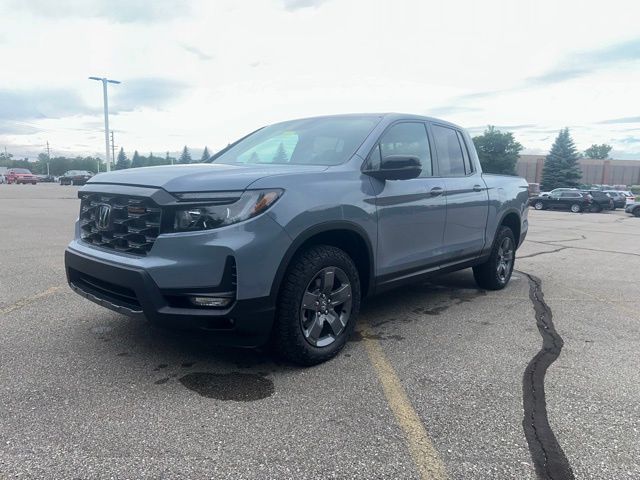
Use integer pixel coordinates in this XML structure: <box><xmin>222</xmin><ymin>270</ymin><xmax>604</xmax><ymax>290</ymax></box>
<box><xmin>368</xmin><ymin>122</ymin><xmax>447</xmax><ymax>279</ymax></box>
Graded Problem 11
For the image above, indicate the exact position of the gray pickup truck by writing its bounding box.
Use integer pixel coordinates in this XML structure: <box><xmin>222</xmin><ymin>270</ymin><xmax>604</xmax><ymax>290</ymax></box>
<box><xmin>65</xmin><ymin>113</ymin><xmax>529</xmax><ymax>365</ymax></box>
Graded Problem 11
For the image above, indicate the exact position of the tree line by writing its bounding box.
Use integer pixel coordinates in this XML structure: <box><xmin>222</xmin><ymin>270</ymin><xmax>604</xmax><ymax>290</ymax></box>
<box><xmin>113</xmin><ymin>146</ymin><xmax>211</xmax><ymax>170</ymax></box>
<box><xmin>1</xmin><ymin>133</ymin><xmax>615</xmax><ymax>190</ymax></box>
<box><xmin>0</xmin><ymin>146</ymin><xmax>211</xmax><ymax>176</ymax></box>
<box><xmin>471</xmin><ymin>127</ymin><xmax>613</xmax><ymax>190</ymax></box>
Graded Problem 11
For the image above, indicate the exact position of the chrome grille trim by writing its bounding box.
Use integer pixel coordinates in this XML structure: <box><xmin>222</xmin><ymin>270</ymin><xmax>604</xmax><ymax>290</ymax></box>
<box><xmin>79</xmin><ymin>193</ymin><xmax>162</xmax><ymax>255</ymax></box>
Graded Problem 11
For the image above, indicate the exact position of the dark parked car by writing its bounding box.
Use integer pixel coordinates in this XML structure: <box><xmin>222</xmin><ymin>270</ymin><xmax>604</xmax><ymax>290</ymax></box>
<box><xmin>604</xmin><ymin>191</ymin><xmax>628</xmax><ymax>209</ymax></box>
<box><xmin>530</xmin><ymin>191</ymin><xmax>590</xmax><ymax>213</ymax></box>
<box><xmin>538</xmin><ymin>187</ymin><xmax>580</xmax><ymax>197</ymax></box>
<box><xmin>60</xmin><ymin>170</ymin><xmax>94</xmax><ymax>186</ymax></box>
<box><xmin>625</xmin><ymin>202</ymin><xmax>640</xmax><ymax>217</ymax></box>
<box><xmin>581</xmin><ymin>190</ymin><xmax>614</xmax><ymax>212</ymax></box>
<box><xmin>36</xmin><ymin>175</ymin><xmax>57</xmax><ymax>183</ymax></box>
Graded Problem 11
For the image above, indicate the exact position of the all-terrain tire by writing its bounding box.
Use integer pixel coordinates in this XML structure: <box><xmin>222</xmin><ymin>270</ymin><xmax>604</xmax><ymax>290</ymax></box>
<box><xmin>273</xmin><ymin>245</ymin><xmax>360</xmax><ymax>366</ymax></box>
<box><xmin>473</xmin><ymin>226</ymin><xmax>516</xmax><ymax>290</ymax></box>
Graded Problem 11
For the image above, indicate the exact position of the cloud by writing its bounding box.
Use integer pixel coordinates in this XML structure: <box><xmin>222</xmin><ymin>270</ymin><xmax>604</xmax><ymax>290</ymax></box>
<box><xmin>469</xmin><ymin>124</ymin><xmax>537</xmax><ymax>132</ymax></box>
<box><xmin>425</xmin><ymin>106</ymin><xmax>481</xmax><ymax>117</ymax></box>
<box><xmin>2</xmin><ymin>0</ymin><xmax>192</xmax><ymax>23</ymax></box>
<box><xmin>526</xmin><ymin>37</ymin><xmax>640</xmax><ymax>86</ymax></box>
<box><xmin>0</xmin><ymin>88</ymin><xmax>92</xmax><ymax>120</ymax></box>
<box><xmin>614</xmin><ymin>135</ymin><xmax>640</xmax><ymax>145</ymax></box>
<box><xmin>110</xmin><ymin>78</ymin><xmax>189</xmax><ymax>112</ymax></box>
<box><xmin>180</xmin><ymin>44</ymin><xmax>213</xmax><ymax>61</ymax></box>
<box><xmin>443</xmin><ymin>38</ymin><xmax>640</xmax><ymax>106</ymax></box>
<box><xmin>282</xmin><ymin>0</ymin><xmax>328</xmax><ymax>11</ymax></box>
<box><xmin>0</xmin><ymin>120</ymin><xmax>40</xmax><ymax>135</ymax></box>
<box><xmin>598</xmin><ymin>116</ymin><xmax>640</xmax><ymax>124</ymax></box>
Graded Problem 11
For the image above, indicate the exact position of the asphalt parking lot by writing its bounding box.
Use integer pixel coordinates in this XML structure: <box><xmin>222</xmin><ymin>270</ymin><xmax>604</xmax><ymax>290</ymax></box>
<box><xmin>1</xmin><ymin>184</ymin><xmax>639</xmax><ymax>480</ymax></box>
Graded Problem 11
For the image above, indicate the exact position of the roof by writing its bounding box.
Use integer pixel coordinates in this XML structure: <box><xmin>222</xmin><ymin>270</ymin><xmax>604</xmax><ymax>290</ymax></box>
<box><xmin>271</xmin><ymin>112</ymin><xmax>465</xmax><ymax>131</ymax></box>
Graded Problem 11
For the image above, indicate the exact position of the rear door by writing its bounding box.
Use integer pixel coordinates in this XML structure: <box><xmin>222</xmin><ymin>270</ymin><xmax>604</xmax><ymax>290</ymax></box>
<box><xmin>546</xmin><ymin>193</ymin><xmax>565</xmax><ymax>209</ymax></box>
<box><xmin>368</xmin><ymin>121</ymin><xmax>447</xmax><ymax>279</ymax></box>
<box><xmin>430</xmin><ymin>123</ymin><xmax>489</xmax><ymax>263</ymax></box>
<box><xmin>561</xmin><ymin>192</ymin><xmax>582</xmax><ymax>208</ymax></box>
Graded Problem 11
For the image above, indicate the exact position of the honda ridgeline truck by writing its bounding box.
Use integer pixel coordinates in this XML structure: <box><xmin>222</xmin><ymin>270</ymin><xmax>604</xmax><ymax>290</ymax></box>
<box><xmin>65</xmin><ymin>114</ymin><xmax>529</xmax><ymax>365</ymax></box>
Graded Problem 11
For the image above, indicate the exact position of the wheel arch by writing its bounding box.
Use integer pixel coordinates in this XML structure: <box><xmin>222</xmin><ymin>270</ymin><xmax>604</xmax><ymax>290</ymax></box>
<box><xmin>270</xmin><ymin>222</ymin><xmax>375</xmax><ymax>300</ymax></box>
<box><xmin>497</xmin><ymin>209</ymin><xmax>522</xmax><ymax>247</ymax></box>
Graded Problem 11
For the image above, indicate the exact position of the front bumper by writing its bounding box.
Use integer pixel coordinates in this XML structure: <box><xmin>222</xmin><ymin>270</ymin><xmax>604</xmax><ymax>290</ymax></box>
<box><xmin>65</xmin><ymin>248</ymin><xmax>276</xmax><ymax>347</ymax></box>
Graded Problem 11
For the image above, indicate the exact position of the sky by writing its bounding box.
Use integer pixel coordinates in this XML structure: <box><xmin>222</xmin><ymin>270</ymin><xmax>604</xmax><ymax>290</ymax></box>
<box><xmin>0</xmin><ymin>0</ymin><xmax>639</xmax><ymax>161</ymax></box>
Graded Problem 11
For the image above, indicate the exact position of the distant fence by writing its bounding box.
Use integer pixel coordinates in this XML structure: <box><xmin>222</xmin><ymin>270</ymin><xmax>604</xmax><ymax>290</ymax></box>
<box><xmin>517</xmin><ymin>155</ymin><xmax>640</xmax><ymax>186</ymax></box>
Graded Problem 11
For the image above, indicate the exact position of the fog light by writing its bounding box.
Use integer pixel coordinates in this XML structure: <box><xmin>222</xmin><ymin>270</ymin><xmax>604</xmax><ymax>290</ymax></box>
<box><xmin>189</xmin><ymin>296</ymin><xmax>233</xmax><ymax>308</ymax></box>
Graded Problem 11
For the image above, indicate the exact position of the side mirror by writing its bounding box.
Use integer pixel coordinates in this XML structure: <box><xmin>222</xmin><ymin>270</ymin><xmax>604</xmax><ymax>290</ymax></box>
<box><xmin>365</xmin><ymin>155</ymin><xmax>422</xmax><ymax>181</ymax></box>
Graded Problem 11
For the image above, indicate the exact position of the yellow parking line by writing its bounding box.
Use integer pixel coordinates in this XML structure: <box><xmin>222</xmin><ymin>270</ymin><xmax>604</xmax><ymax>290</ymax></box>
<box><xmin>0</xmin><ymin>285</ymin><xmax>65</xmax><ymax>315</ymax></box>
<box><xmin>360</xmin><ymin>324</ymin><xmax>448</xmax><ymax>480</ymax></box>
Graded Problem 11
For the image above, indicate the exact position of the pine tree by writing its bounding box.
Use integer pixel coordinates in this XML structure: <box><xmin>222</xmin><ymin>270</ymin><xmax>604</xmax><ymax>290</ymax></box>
<box><xmin>540</xmin><ymin>128</ymin><xmax>582</xmax><ymax>191</ymax></box>
<box><xmin>272</xmin><ymin>142</ymin><xmax>288</xmax><ymax>163</ymax></box>
<box><xmin>148</xmin><ymin>152</ymin><xmax>162</xmax><ymax>166</ymax></box>
<box><xmin>115</xmin><ymin>147</ymin><xmax>130</xmax><ymax>170</ymax></box>
<box><xmin>179</xmin><ymin>146</ymin><xmax>192</xmax><ymax>164</ymax></box>
<box><xmin>131</xmin><ymin>150</ymin><xmax>142</xmax><ymax>168</ymax></box>
<box><xmin>201</xmin><ymin>146</ymin><xmax>211</xmax><ymax>162</ymax></box>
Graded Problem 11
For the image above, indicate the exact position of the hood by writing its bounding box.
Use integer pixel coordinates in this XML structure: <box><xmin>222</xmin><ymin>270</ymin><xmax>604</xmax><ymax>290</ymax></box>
<box><xmin>87</xmin><ymin>163</ymin><xmax>328</xmax><ymax>193</ymax></box>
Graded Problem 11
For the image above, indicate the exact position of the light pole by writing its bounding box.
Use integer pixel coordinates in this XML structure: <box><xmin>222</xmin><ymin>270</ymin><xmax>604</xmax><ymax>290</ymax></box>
<box><xmin>89</xmin><ymin>76</ymin><xmax>120</xmax><ymax>172</ymax></box>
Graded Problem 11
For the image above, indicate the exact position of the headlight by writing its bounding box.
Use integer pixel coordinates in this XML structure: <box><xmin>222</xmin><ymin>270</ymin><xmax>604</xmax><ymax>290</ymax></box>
<box><xmin>172</xmin><ymin>189</ymin><xmax>283</xmax><ymax>232</ymax></box>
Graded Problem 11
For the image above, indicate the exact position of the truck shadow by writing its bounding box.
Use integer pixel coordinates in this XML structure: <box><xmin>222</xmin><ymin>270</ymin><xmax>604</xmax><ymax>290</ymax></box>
<box><xmin>91</xmin><ymin>270</ymin><xmax>486</xmax><ymax>400</ymax></box>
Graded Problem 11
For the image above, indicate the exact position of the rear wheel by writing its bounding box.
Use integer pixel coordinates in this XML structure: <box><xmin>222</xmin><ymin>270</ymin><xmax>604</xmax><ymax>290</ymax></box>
<box><xmin>633</xmin><ymin>207</ymin><xmax>640</xmax><ymax>218</ymax></box>
<box><xmin>473</xmin><ymin>226</ymin><xmax>515</xmax><ymax>290</ymax></box>
<box><xmin>570</xmin><ymin>203</ymin><xmax>582</xmax><ymax>213</ymax></box>
<box><xmin>534</xmin><ymin>201</ymin><xmax>544</xmax><ymax>210</ymax></box>
<box><xmin>273</xmin><ymin>245</ymin><xmax>360</xmax><ymax>365</ymax></box>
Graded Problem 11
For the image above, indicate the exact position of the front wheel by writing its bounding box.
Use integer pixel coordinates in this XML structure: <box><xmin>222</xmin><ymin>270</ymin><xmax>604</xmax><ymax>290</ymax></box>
<box><xmin>570</xmin><ymin>203</ymin><xmax>582</xmax><ymax>213</ymax></box>
<box><xmin>273</xmin><ymin>245</ymin><xmax>361</xmax><ymax>365</ymax></box>
<box><xmin>473</xmin><ymin>226</ymin><xmax>515</xmax><ymax>290</ymax></box>
<box><xmin>533</xmin><ymin>201</ymin><xmax>544</xmax><ymax>210</ymax></box>
<box><xmin>633</xmin><ymin>207</ymin><xmax>640</xmax><ymax>218</ymax></box>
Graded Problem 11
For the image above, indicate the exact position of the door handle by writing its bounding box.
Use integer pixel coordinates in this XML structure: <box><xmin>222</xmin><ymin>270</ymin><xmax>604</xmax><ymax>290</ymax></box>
<box><xmin>473</xmin><ymin>184</ymin><xmax>483</xmax><ymax>192</ymax></box>
<box><xmin>429</xmin><ymin>187</ymin><xmax>444</xmax><ymax>197</ymax></box>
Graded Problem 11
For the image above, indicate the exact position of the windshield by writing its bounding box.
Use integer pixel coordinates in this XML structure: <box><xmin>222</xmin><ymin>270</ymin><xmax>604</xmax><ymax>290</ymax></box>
<box><xmin>210</xmin><ymin>116</ymin><xmax>380</xmax><ymax>166</ymax></box>
<box><xmin>13</xmin><ymin>168</ymin><xmax>31</xmax><ymax>174</ymax></box>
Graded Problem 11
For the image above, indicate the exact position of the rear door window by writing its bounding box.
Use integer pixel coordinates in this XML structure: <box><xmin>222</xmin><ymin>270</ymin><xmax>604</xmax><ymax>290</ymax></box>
<box><xmin>432</xmin><ymin>124</ymin><xmax>466</xmax><ymax>177</ymax></box>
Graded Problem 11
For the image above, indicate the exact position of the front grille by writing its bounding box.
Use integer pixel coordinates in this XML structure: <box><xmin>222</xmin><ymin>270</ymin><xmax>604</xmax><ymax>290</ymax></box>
<box><xmin>79</xmin><ymin>193</ymin><xmax>162</xmax><ymax>255</ymax></box>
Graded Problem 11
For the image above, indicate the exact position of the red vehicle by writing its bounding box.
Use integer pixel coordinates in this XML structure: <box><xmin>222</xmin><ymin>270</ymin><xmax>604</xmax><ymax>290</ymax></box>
<box><xmin>5</xmin><ymin>168</ymin><xmax>38</xmax><ymax>184</ymax></box>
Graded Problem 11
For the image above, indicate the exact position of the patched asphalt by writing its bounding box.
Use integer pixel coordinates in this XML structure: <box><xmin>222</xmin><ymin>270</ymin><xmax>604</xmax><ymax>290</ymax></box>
<box><xmin>1</xmin><ymin>184</ymin><xmax>638</xmax><ymax>479</ymax></box>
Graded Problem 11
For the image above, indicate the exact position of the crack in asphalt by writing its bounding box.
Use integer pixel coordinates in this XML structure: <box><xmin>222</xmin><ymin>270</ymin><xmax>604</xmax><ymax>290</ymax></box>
<box><xmin>518</xmin><ymin>247</ymin><xmax>569</xmax><ymax>259</ymax></box>
<box><xmin>519</xmin><ymin>271</ymin><xmax>574</xmax><ymax>480</ymax></box>
<box><xmin>526</xmin><ymin>239</ymin><xmax>640</xmax><ymax>258</ymax></box>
